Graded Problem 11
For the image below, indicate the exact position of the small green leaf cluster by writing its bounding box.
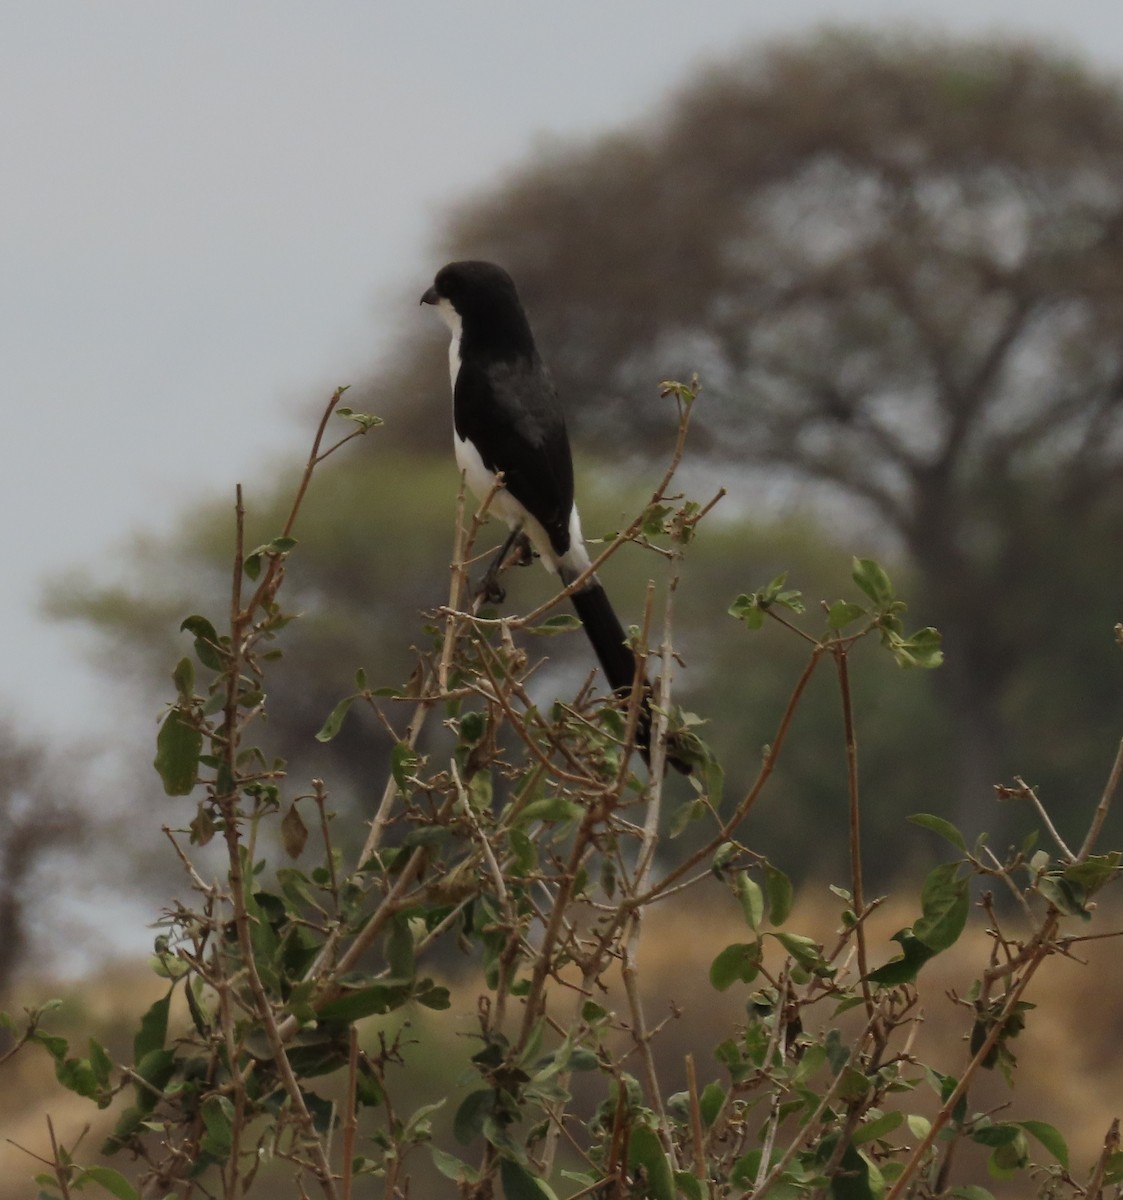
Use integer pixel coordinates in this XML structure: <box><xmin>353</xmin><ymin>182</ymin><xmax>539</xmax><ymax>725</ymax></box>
<box><xmin>730</xmin><ymin>559</ymin><xmax>943</xmax><ymax>671</ymax></box>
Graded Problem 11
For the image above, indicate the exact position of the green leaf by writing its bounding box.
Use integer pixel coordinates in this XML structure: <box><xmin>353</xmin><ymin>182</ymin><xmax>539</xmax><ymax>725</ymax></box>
<box><xmin>387</xmin><ymin>917</ymin><xmax>416</xmax><ymax>980</ymax></box>
<box><xmin>315</xmin><ymin>695</ymin><xmax>356</xmax><ymax>742</ymax></box>
<box><xmin>517</xmin><ymin>797</ymin><xmax>583</xmax><ymax>826</ymax></box>
<box><xmin>729</xmin><ymin>573</ymin><xmax>805</xmax><ymax>629</ymax></box>
<box><xmin>914</xmin><ymin>863</ymin><xmax>969</xmax><ymax>952</ymax></box>
<box><xmin>500</xmin><ymin>1159</ymin><xmax>557</xmax><ymax>1200</ymax></box>
<box><xmin>414</xmin><ymin>982</ymin><xmax>451</xmax><ymax>1010</ymax></box>
<box><xmin>987</xmin><ymin>1130</ymin><xmax>1028</xmax><ymax>1178</ymax></box>
<box><xmin>908</xmin><ymin>813</ymin><xmax>966</xmax><ymax>852</ymax></box>
<box><xmin>868</xmin><ymin>929</ymin><xmax>936</xmax><ymax>986</ymax></box>
<box><xmin>430</xmin><ymin>1147</ymin><xmax>480</xmax><ymax>1184</ymax></box>
<box><xmin>33</xmin><ymin>1029</ymin><xmax>68</xmax><ymax>1062</ymax></box>
<box><xmin>317</xmin><ymin>982</ymin><xmax>411</xmax><ymax>1021</ymax></box>
<box><xmin>709</xmin><ymin>942</ymin><xmax>762</xmax><ymax>991</ymax></box>
<box><xmin>852</xmin><ymin>1109</ymin><xmax>904</xmax><ymax>1144</ymax></box>
<box><xmin>764</xmin><ymin>863</ymin><xmax>794</xmax><ymax>926</ymax></box>
<box><xmin>88</xmin><ymin>1037</ymin><xmax>113</xmax><ymax>1088</ymax></box>
<box><xmin>453</xmin><ymin>1089</ymin><xmax>495</xmax><ymax>1145</ymax></box>
<box><xmin>827</xmin><ymin>600</ymin><xmax>866</xmax><ymax>630</ymax></box>
<box><xmin>133</xmin><ymin>1049</ymin><xmax>175</xmax><ymax>1113</ymax></box>
<box><xmin>459</xmin><ymin>710</ymin><xmax>488</xmax><ymax>745</ymax></box>
<box><xmin>971</xmin><ymin>1121</ymin><xmax>1021</xmax><ymax>1148</ymax></box>
<box><xmin>1037</xmin><ymin>872</ymin><xmax>1090</xmax><ymax>918</ymax></box>
<box><xmin>201</xmin><ymin>1094</ymin><xmax>234</xmax><ymax>1157</ymax></box>
<box><xmin>172</xmin><ymin>657</ymin><xmax>194</xmax><ymax>700</ymax></box>
<box><xmin>852</xmin><ymin>558</ymin><xmax>894</xmax><ymax>607</ymax></box>
<box><xmin>336</xmin><ymin>407</ymin><xmax>384</xmax><ymax>431</ymax></box>
<box><xmin>887</xmin><ymin>626</ymin><xmax>944</xmax><ymax>669</ymax></box>
<box><xmin>73</xmin><ymin>1167</ymin><xmax>139</xmax><ymax>1200</ymax></box>
<box><xmin>1102</xmin><ymin>1150</ymin><xmax>1123</xmax><ymax>1183</ymax></box>
<box><xmin>669</xmin><ymin>796</ymin><xmax>707</xmax><ymax>838</ymax></box>
<box><xmin>400</xmin><ymin>1099</ymin><xmax>446</xmax><ymax>1142</ymax></box>
<box><xmin>736</xmin><ymin>872</ymin><xmax>764</xmax><ymax>931</ymax></box>
<box><xmin>674</xmin><ymin>1172</ymin><xmax>705</xmax><ymax>1200</ymax></box>
<box><xmin>837</xmin><ymin>1065</ymin><xmax>871</xmax><ymax>1102</ymax></box>
<box><xmin>1017</xmin><ymin>1120</ymin><xmax>1069</xmax><ymax>1169</ymax></box>
<box><xmin>527</xmin><ymin>613</ymin><xmax>583</xmax><ymax>635</ymax></box>
<box><xmin>134</xmin><ymin>993</ymin><xmax>170</xmax><ymax>1063</ymax></box>
<box><xmin>102</xmin><ymin>1105</ymin><xmax>143</xmax><ymax>1155</ymax></box>
<box><xmin>827</xmin><ymin>1137</ymin><xmax>877</xmax><ymax>1200</ymax></box>
<box><xmin>729</xmin><ymin>1151</ymin><xmax>760</xmax><ymax>1187</ymax></box>
<box><xmin>180</xmin><ymin>615</ymin><xmax>224</xmax><ymax>669</ymax></box>
<box><xmin>951</xmin><ymin>1188</ymin><xmax>997</xmax><ymax>1200</ymax></box>
<box><xmin>771</xmin><ymin>931</ymin><xmax>831</xmax><ymax>975</ymax></box>
<box><xmin>792</xmin><ymin>1042</ymin><xmax>827</xmax><ymax>1085</ymax></box>
<box><xmin>699</xmin><ymin>1081</ymin><xmax>725</xmax><ymax>1127</ymax></box>
<box><xmin>1062</xmin><ymin>852</ymin><xmax>1120</xmax><ymax>896</ymax></box>
<box><xmin>153</xmin><ymin>706</ymin><xmax>202</xmax><ymax>796</ymax></box>
<box><xmin>627</xmin><ymin>1125</ymin><xmax>675</xmax><ymax>1200</ymax></box>
<box><xmin>711</xmin><ymin>841</ymin><xmax>738</xmax><ymax>876</ymax></box>
<box><xmin>391</xmin><ymin>741</ymin><xmax>420</xmax><ymax>789</ymax></box>
<box><xmin>728</xmin><ymin>593</ymin><xmax>766</xmax><ymax>630</ymax></box>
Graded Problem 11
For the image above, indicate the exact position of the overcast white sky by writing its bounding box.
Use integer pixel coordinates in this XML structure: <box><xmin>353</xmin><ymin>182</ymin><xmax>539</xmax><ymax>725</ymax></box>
<box><xmin>4</xmin><ymin>0</ymin><xmax>1123</xmax><ymax>743</ymax></box>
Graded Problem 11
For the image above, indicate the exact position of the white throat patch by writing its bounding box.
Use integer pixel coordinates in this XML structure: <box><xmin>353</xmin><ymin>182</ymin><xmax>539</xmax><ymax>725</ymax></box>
<box><xmin>435</xmin><ymin>298</ymin><xmax>463</xmax><ymax>389</ymax></box>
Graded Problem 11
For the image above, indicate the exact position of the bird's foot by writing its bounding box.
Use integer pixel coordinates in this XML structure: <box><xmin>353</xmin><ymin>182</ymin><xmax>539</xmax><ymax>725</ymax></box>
<box><xmin>473</xmin><ymin>532</ymin><xmax>535</xmax><ymax>606</ymax></box>
<box><xmin>474</xmin><ymin>572</ymin><xmax>507</xmax><ymax>606</ymax></box>
<box><xmin>507</xmin><ymin>531</ymin><xmax>534</xmax><ymax>568</ymax></box>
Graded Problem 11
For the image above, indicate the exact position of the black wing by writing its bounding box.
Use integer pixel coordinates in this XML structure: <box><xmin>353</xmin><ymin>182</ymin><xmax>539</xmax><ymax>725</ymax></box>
<box><xmin>454</xmin><ymin>354</ymin><xmax>575</xmax><ymax>557</ymax></box>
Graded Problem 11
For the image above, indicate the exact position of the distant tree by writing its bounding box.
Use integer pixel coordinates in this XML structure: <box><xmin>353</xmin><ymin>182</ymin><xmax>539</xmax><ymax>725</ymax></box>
<box><xmin>0</xmin><ymin>724</ymin><xmax>83</xmax><ymax>996</ymax></box>
<box><xmin>55</xmin><ymin>31</ymin><xmax>1123</xmax><ymax>871</ymax></box>
<box><xmin>379</xmin><ymin>31</ymin><xmax>1123</xmax><ymax>829</ymax></box>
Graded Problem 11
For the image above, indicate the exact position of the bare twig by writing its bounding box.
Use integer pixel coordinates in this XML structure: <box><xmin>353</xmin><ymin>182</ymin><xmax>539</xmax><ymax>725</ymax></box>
<box><xmin>835</xmin><ymin>649</ymin><xmax>873</xmax><ymax>1017</ymax></box>
<box><xmin>341</xmin><ymin>1027</ymin><xmax>359</xmax><ymax>1200</ymax></box>
<box><xmin>1078</xmin><ymin>734</ymin><xmax>1123</xmax><ymax>862</ymax></box>
<box><xmin>997</xmin><ymin>776</ymin><xmax>1076</xmax><ymax>861</ymax></box>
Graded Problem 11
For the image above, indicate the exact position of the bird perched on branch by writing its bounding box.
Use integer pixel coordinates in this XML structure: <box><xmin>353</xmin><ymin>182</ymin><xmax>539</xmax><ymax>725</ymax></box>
<box><xmin>421</xmin><ymin>259</ymin><xmax>689</xmax><ymax>774</ymax></box>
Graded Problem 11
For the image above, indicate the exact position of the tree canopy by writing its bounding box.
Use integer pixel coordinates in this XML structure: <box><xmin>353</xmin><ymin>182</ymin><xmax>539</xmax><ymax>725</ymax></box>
<box><xmin>374</xmin><ymin>31</ymin><xmax>1123</xmax><ymax>826</ymax></box>
<box><xmin>57</xmin><ymin>30</ymin><xmax>1123</xmax><ymax>879</ymax></box>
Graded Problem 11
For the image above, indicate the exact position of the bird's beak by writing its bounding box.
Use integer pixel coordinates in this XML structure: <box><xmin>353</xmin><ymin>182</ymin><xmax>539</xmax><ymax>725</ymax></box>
<box><xmin>420</xmin><ymin>285</ymin><xmax>439</xmax><ymax>306</ymax></box>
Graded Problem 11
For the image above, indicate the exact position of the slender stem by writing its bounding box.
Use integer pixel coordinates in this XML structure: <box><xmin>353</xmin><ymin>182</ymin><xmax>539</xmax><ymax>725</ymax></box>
<box><xmin>684</xmin><ymin>1054</ymin><xmax>706</xmax><ymax>1184</ymax></box>
<box><xmin>884</xmin><ymin>915</ymin><xmax>1059</xmax><ymax>1200</ymax></box>
<box><xmin>243</xmin><ymin>387</ymin><xmax>349</xmax><ymax>617</ymax></box>
<box><xmin>1086</xmin><ymin>1118</ymin><xmax>1120</xmax><ymax>1200</ymax></box>
<box><xmin>1078</xmin><ymin>734</ymin><xmax>1123</xmax><ymax>862</ymax></box>
<box><xmin>340</xmin><ymin>1027</ymin><xmax>359</xmax><ymax>1200</ymax></box>
<box><xmin>755</xmin><ymin>1010</ymin><xmax>882</xmax><ymax>1195</ymax></box>
<box><xmin>621</xmin><ymin>941</ymin><xmax>675</xmax><ymax>1165</ymax></box>
<box><xmin>636</xmin><ymin>645</ymin><xmax>826</xmax><ymax>905</ymax></box>
<box><xmin>46</xmin><ymin>1117</ymin><xmax>73</xmax><ymax>1200</ymax></box>
<box><xmin>1009</xmin><ymin>775</ymin><xmax>1075</xmax><ymax>861</ymax></box>
<box><xmin>835</xmin><ymin>649</ymin><xmax>872</xmax><ymax>1017</ymax></box>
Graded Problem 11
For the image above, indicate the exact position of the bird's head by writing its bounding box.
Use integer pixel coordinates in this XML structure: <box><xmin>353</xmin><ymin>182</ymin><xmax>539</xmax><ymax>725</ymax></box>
<box><xmin>421</xmin><ymin>261</ymin><xmax>533</xmax><ymax>349</ymax></box>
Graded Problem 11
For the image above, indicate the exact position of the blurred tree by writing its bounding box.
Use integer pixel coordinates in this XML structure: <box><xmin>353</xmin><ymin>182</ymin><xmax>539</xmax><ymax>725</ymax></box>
<box><xmin>54</xmin><ymin>31</ymin><xmax>1123</xmax><ymax>884</ymax></box>
<box><xmin>49</xmin><ymin>448</ymin><xmax>953</xmax><ymax>884</ymax></box>
<box><xmin>378</xmin><ymin>31</ymin><xmax>1123</xmax><ymax>830</ymax></box>
<box><xmin>0</xmin><ymin>724</ymin><xmax>83</xmax><ymax>997</ymax></box>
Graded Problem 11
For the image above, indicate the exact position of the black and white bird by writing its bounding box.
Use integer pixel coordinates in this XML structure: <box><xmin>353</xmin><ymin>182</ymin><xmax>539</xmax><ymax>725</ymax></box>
<box><xmin>421</xmin><ymin>260</ymin><xmax>689</xmax><ymax>773</ymax></box>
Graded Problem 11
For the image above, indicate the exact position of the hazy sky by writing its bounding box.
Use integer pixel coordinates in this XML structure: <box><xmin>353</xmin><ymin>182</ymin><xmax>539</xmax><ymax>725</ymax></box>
<box><xmin>4</xmin><ymin>0</ymin><xmax>1123</xmax><ymax>742</ymax></box>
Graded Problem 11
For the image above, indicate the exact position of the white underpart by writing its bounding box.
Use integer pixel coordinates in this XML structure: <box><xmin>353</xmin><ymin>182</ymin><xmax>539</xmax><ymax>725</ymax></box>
<box><xmin>436</xmin><ymin>296</ymin><xmax>591</xmax><ymax>579</ymax></box>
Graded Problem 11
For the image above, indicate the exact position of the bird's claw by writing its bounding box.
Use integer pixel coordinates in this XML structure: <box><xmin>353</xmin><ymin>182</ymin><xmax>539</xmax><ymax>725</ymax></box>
<box><xmin>475</xmin><ymin>573</ymin><xmax>507</xmax><ymax>605</ymax></box>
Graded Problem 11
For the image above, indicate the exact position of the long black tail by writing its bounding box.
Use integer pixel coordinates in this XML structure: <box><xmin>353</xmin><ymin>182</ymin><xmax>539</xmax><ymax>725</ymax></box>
<box><xmin>569</xmin><ymin>581</ymin><xmax>637</xmax><ymax>694</ymax></box>
<box><xmin>568</xmin><ymin>580</ymin><xmax>691</xmax><ymax>774</ymax></box>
